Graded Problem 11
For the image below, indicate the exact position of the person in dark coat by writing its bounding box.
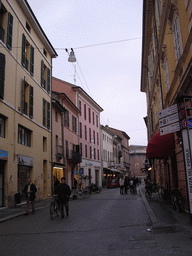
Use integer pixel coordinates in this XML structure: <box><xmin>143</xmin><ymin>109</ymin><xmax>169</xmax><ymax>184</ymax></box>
<box><xmin>24</xmin><ymin>178</ymin><xmax>37</xmax><ymax>215</ymax></box>
<box><xmin>54</xmin><ymin>176</ymin><xmax>60</xmax><ymax>193</ymax></box>
<box><xmin>55</xmin><ymin>177</ymin><xmax>71</xmax><ymax>218</ymax></box>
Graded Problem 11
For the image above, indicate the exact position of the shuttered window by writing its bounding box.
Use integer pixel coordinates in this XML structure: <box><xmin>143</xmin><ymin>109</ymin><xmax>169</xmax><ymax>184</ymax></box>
<box><xmin>0</xmin><ymin>53</ymin><xmax>5</xmax><ymax>99</ymax></box>
<box><xmin>41</xmin><ymin>60</ymin><xmax>44</xmax><ymax>88</ymax></box>
<box><xmin>43</xmin><ymin>98</ymin><xmax>46</xmax><ymax>127</ymax></box>
<box><xmin>47</xmin><ymin>68</ymin><xmax>50</xmax><ymax>93</ymax></box>
<box><xmin>7</xmin><ymin>12</ymin><xmax>13</xmax><ymax>50</ymax></box>
<box><xmin>47</xmin><ymin>102</ymin><xmax>50</xmax><ymax>129</ymax></box>
<box><xmin>30</xmin><ymin>45</ymin><xmax>34</xmax><ymax>76</ymax></box>
<box><xmin>21</xmin><ymin>33</ymin><xmax>26</xmax><ymax>67</ymax></box>
<box><xmin>29</xmin><ymin>85</ymin><xmax>33</xmax><ymax>118</ymax></box>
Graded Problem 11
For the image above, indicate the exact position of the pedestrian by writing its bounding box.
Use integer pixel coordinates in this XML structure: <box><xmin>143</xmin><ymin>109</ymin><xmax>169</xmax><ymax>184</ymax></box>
<box><xmin>24</xmin><ymin>178</ymin><xmax>37</xmax><ymax>215</ymax></box>
<box><xmin>54</xmin><ymin>176</ymin><xmax>60</xmax><ymax>193</ymax></box>
<box><xmin>119</xmin><ymin>176</ymin><xmax>124</xmax><ymax>194</ymax></box>
<box><xmin>55</xmin><ymin>177</ymin><xmax>71</xmax><ymax>218</ymax></box>
<box><xmin>124</xmin><ymin>176</ymin><xmax>128</xmax><ymax>194</ymax></box>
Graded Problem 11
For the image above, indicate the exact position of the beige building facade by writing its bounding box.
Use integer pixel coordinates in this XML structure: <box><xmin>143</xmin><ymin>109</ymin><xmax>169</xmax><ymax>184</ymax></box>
<box><xmin>0</xmin><ymin>0</ymin><xmax>57</xmax><ymax>207</ymax></box>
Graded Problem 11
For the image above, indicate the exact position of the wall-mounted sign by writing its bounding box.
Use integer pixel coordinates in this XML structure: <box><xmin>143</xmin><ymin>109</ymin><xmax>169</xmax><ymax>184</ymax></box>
<box><xmin>18</xmin><ymin>155</ymin><xmax>33</xmax><ymax>166</ymax></box>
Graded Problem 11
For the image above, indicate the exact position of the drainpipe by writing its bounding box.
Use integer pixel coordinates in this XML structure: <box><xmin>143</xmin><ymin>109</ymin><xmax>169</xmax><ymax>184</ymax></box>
<box><xmin>61</xmin><ymin>100</ymin><xmax>65</xmax><ymax>177</ymax></box>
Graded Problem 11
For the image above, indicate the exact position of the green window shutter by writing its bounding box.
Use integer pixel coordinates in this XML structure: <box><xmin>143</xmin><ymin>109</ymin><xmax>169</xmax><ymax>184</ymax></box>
<box><xmin>47</xmin><ymin>68</ymin><xmax>50</xmax><ymax>93</ymax></box>
<box><xmin>21</xmin><ymin>78</ymin><xmax>25</xmax><ymax>113</ymax></box>
<box><xmin>21</xmin><ymin>34</ymin><xmax>26</xmax><ymax>67</ymax></box>
<box><xmin>47</xmin><ymin>101</ymin><xmax>50</xmax><ymax>129</ymax></box>
<box><xmin>41</xmin><ymin>60</ymin><xmax>44</xmax><ymax>88</ymax></box>
<box><xmin>30</xmin><ymin>46</ymin><xmax>34</xmax><ymax>76</ymax></box>
<box><xmin>7</xmin><ymin>12</ymin><xmax>13</xmax><ymax>50</ymax></box>
<box><xmin>29</xmin><ymin>85</ymin><xmax>33</xmax><ymax>118</ymax></box>
<box><xmin>43</xmin><ymin>98</ymin><xmax>46</xmax><ymax>126</ymax></box>
<box><xmin>0</xmin><ymin>53</ymin><xmax>5</xmax><ymax>99</ymax></box>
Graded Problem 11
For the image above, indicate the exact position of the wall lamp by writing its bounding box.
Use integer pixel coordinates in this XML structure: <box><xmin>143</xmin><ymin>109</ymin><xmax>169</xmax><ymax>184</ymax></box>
<box><xmin>65</xmin><ymin>48</ymin><xmax>76</xmax><ymax>62</ymax></box>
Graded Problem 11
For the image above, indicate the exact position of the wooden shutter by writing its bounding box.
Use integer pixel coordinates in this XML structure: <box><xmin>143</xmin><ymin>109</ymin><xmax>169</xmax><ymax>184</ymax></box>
<box><xmin>21</xmin><ymin>77</ymin><xmax>25</xmax><ymax>113</ymax></box>
<box><xmin>21</xmin><ymin>34</ymin><xmax>26</xmax><ymax>67</ymax></box>
<box><xmin>47</xmin><ymin>101</ymin><xmax>50</xmax><ymax>129</ymax></box>
<box><xmin>47</xmin><ymin>68</ymin><xmax>50</xmax><ymax>93</ymax></box>
<box><xmin>41</xmin><ymin>60</ymin><xmax>44</xmax><ymax>87</ymax></box>
<box><xmin>30</xmin><ymin>46</ymin><xmax>34</xmax><ymax>76</ymax></box>
<box><xmin>43</xmin><ymin>98</ymin><xmax>46</xmax><ymax>126</ymax></box>
<box><xmin>7</xmin><ymin>12</ymin><xmax>13</xmax><ymax>50</ymax></box>
<box><xmin>0</xmin><ymin>53</ymin><xmax>5</xmax><ymax>99</ymax></box>
<box><xmin>29</xmin><ymin>85</ymin><xmax>33</xmax><ymax>118</ymax></box>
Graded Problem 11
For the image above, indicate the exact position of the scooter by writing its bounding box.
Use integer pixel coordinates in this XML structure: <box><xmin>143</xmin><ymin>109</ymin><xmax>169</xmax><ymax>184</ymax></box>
<box><xmin>90</xmin><ymin>183</ymin><xmax>102</xmax><ymax>194</ymax></box>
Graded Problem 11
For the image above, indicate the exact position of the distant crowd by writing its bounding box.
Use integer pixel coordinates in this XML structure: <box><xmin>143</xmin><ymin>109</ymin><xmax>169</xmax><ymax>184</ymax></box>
<box><xmin>119</xmin><ymin>176</ymin><xmax>141</xmax><ymax>194</ymax></box>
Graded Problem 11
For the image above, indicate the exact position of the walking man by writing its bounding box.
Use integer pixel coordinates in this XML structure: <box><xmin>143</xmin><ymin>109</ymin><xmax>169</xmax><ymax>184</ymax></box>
<box><xmin>55</xmin><ymin>177</ymin><xmax>71</xmax><ymax>218</ymax></box>
<box><xmin>24</xmin><ymin>178</ymin><xmax>37</xmax><ymax>215</ymax></box>
<box><xmin>119</xmin><ymin>176</ymin><xmax>124</xmax><ymax>194</ymax></box>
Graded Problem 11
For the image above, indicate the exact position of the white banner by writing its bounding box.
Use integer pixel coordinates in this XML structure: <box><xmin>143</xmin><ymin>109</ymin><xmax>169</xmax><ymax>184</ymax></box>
<box><xmin>182</xmin><ymin>129</ymin><xmax>192</xmax><ymax>213</ymax></box>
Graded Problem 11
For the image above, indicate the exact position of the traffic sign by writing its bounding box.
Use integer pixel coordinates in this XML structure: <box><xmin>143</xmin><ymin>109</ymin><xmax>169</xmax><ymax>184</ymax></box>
<box><xmin>159</xmin><ymin>104</ymin><xmax>178</xmax><ymax>119</ymax></box>
<box><xmin>159</xmin><ymin>113</ymin><xmax>179</xmax><ymax>128</ymax></box>
<box><xmin>160</xmin><ymin>122</ymin><xmax>180</xmax><ymax>135</ymax></box>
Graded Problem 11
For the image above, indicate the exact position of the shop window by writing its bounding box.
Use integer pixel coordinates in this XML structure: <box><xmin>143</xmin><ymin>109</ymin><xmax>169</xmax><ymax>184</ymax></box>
<box><xmin>0</xmin><ymin>115</ymin><xmax>6</xmax><ymax>138</ymax></box>
<box><xmin>43</xmin><ymin>99</ymin><xmax>50</xmax><ymax>129</ymax></box>
<box><xmin>21</xmin><ymin>80</ymin><xmax>33</xmax><ymax>118</ymax></box>
<box><xmin>41</xmin><ymin>60</ymin><xmax>50</xmax><ymax>93</ymax></box>
<box><xmin>18</xmin><ymin>125</ymin><xmax>31</xmax><ymax>147</ymax></box>
<box><xmin>21</xmin><ymin>34</ymin><xmax>34</xmax><ymax>76</ymax></box>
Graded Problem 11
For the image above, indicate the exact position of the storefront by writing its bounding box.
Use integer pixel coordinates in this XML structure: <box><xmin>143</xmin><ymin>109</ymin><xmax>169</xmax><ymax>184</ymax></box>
<box><xmin>18</xmin><ymin>155</ymin><xmax>33</xmax><ymax>201</ymax></box>
<box><xmin>0</xmin><ymin>150</ymin><xmax>8</xmax><ymax>207</ymax></box>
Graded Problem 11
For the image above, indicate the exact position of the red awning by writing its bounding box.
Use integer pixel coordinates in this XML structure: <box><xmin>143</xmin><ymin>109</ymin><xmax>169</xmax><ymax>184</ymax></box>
<box><xmin>146</xmin><ymin>131</ymin><xmax>175</xmax><ymax>159</ymax></box>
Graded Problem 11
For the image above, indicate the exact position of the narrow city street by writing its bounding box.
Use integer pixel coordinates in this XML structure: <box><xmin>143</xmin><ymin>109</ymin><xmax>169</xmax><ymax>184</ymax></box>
<box><xmin>0</xmin><ymin>187</ymin><xmax>192</xmax><ymax>256</ymax></box>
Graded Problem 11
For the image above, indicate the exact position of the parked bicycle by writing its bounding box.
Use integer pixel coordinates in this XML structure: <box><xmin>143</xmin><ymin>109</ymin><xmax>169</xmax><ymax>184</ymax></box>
<box><xmin>171</xmin><ymin>188</ymin><xmax>183</xmax><ymax>212</ymax></box>
<box><xmin>50</xmin><ymin>195</ymin><xmax>60</xmax><ymax>219</ymax></box>
<box><xmin>71</xmin><ymin>187</ymin><xmax>90</xmax><ymax>200</ymax></box>
<box><xmin>89</xmin><ymin>183</ymin><xmax>102</xmax><ymax>194</ymax></box>
<box><xmin>145</xmin><ymin>183</ymin><xmax>153</xmax><ymax>199</ymax></box>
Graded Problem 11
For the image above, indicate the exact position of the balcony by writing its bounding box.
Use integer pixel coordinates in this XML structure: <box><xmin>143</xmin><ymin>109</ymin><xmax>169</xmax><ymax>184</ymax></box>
<box><xmin>0</xmin><ymin>26</ymin><xmax>5</xmax><ymax>43</ymax></box>
<box><xmin>67</xmin><ymin>150</ymin><xmax>81</xmax><ymax>163</ymax></box>
<box><xmin>55</xmin><ymin>145</ymin><xmax>63</xmax><ymax>160</ymax></box>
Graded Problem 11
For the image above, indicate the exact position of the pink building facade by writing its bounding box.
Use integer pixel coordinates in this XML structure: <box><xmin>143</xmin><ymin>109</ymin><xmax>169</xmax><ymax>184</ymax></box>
<box><xmin>52</xmin><ymin>77</ymin><xmax>103</xmax><ymax>187</ymax></box>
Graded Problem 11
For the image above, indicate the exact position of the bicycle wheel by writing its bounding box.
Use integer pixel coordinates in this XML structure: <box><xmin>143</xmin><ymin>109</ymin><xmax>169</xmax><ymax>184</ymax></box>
<box><xmin>96</xmin><ymin>186</ymin><xmax>102</xmax><ymax>194</ymax></box>
<box><xmin>50</xmin><ymin>201</ymin><xmax>59</xmax><ymax>219</ymax></box>
<box><xmin>81</xmin><ymin>190</ymin><xmax>90</xmax><ymax>199</ymax></box>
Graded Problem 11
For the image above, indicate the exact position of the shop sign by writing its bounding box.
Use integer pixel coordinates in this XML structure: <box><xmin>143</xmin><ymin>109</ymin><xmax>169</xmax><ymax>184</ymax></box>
<box><xmin>85</xmin><ymin>162</ymin><xmax>93</xmax><ymax>166</ymax></box>
<box><xmin>18</xmin><ymin>155</ymin><xmax>33</xmax><ymax>166</ymax></box>
<box><xmin>182</xmin><ymin>129</ymin><xmax>192</xmax><ymax>214</ymax></box>
<box><xmin>79</xmin><ymin>168</ymin><xmax>84</xmax><ymax>175</ymax></box>
<box><xmin>0</xmin><ymin>150</ymin><xmax>8</xmax><ymax>160</ymax></box>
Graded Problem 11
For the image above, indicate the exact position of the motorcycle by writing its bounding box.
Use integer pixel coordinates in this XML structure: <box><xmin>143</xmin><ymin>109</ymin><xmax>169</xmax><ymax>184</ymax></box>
<box><xmin>89</xmin><ymin>183</ymin><xmax>102</xmax><ymax>194</ymax></box>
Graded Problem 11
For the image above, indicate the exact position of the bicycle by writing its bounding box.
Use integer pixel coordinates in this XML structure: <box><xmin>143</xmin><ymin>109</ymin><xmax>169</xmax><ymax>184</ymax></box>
<box><xmin>50</xmin><ymin>195</ymin><xmax>60</xmax><ymax>219</ymax></box>
<box><xmin>71</xmin><ymin>187</ymin><xmax>90</xmax><ymax>199</ymax></box>
<box><xmin>171</xmin><ymin>188</ymin><xmax>183</xmax><ymax>212</ymax></box>
<box><xmin>145</xmin><ymin>184</ymin><xmax>152</xmax><ymax>199</ymax></box>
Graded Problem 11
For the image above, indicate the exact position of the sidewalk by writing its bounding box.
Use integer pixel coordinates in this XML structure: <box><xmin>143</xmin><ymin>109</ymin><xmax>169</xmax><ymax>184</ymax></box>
<box><xmin>0</xmin><ymin>198</ymin><xmax>51</xmax><ymax>223</ymax></box>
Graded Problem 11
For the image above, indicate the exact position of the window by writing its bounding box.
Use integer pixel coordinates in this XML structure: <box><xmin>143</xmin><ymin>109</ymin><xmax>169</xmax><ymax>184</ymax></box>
<box><xmin>43</xmin><ymin>99</ymin><xmax>50</xmax><ymax>129</ymax></box>
<box><xmin>21</xmin><ymin>34</ymin><xmax>34</xmax><ymax>76</ymax></box>
<box><xmin>80</xmin><ymin>143</ymin><xmax>82</xmax><ymax>156</ymax></box>
<box><xmin>26</xmin><ymin>22</ymin><xmax>31</xmax><ymax>33</ymax></box>
<box><xmin>172</xmin><ymin>14</ymin><xmax>182</xmax><ymax>61</ymax></box>
<box><xmin>85</xmin><ymin>144</ymin><xmax>87</xmax><ymax>158</ymax></box>
<box><xmin>85</xmin><ymin>125</ymin><xmax>87</xmax><ymax>140</ymax></box>
<box><xmin>0</xmin><ymin>53</ymin><xmax>5</xmax><ymax>99</ymax></box>
<box><xmin>64</xmin><ymin>110</ymin><xmax>69</xmax><ymax>128</ymax></box>
<box><xmin>90</xmin><ymin>146</ymin><xmax>92</xmax><ymax>159</ymax></box>
<box><xmin>18</xmin><ymin>125</ymin><xmax>31</xmax><ymax>147</ymax></box>
<box><xmin>84</xmin><ymin>104</ymin><xmax>86</xmax><ymax>120</ymax></box>
<box><xmin>0</xmin><ymin>115</ymin><xmax>6</xmax><ymax>138</ymax></box>
<box><xmin>96</xmin><ymin>115</ymin><xmax>98</xmax><ymax>127</ymax></box>
<box><xmin>79</xmin><ymin>100</ymin><xmax>81</xmax><ymax>116</ymax></box>
<box><xmin>22</xmin><ymin>80</ymin><xmax>33</xmax><ymax>118</ymax></box>
<box><xmin>97</xmin><ymin>132</ymin><xmax>99</xmax><ymax>145</ymax></box>
<box><xmin>89</xmin><ymin>128</ymin><xmax>91</xmax><ymax>142</ymax></box>
<box><xmin>55</xmin><ymin>111</ymin><xmax>58</xmax><ymax>122</ymax></box>
<box><xmin>72</xmin><ymin>115</ymin><xmax>77</xmax><ymax>133</ymax></box>
<box><xmin>97</xmin><ymin>149</ymin><xmax>99</xmax><ymax>161</ymax></box>
<box><xmin>89</xmin><ymin>108</ymin><xmax>91</xmax><ymax>123</ymax></box>
<box><xmin>43</xmin><ymin>49</ymin><xmax>47</xmax><ymax>57</ymax></box>
<box><xmin>93</xmin><ymin>130</ymin><xmax>95</xmax><ymax>144</ymax></box>
<box><xmin>66</xmin><ymin>140</ymin><xmax>69</xmax><ymax>158</ymax></box>
<box><xmin>80</xmin><ymin>122</ymin><xmax>82</xmax><ymax>138</ymax></box>
<box><xmin>93</xmin><ymin>112</ymin><xmax>95</xmax><ymax>125</ymax></box>
<box><xmin>94</xmin><ymin>148</ymin><xmax>96</xmax><ymax>160</ymax></box>
<box><xmin>43</xmin><ymin>136</ymin><xmax>47</xmax><ymax>152</ymax></box>
<box><xmin>7</xmin><ymin>12</ymin><xmax>13</xmax><ymax>50</ymax></box>
<box><xmin>41</xmin><ymin>60</ymin><xmax>50</xmax><ymax>93</ymax></box>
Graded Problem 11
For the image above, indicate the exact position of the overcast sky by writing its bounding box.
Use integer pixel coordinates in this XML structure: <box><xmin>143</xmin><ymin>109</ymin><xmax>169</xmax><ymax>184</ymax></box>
<box><xmin>27</xmin><ymin>0</ymin><xmax>147</xmax><ymax>146</ymax></box>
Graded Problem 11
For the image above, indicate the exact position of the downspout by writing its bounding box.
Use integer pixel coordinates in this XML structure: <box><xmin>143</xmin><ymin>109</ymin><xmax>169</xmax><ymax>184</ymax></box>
<box><xmin>61</xmin><ymin>99</ymin><xmax>65</xmax><ymax>177</ymax></box>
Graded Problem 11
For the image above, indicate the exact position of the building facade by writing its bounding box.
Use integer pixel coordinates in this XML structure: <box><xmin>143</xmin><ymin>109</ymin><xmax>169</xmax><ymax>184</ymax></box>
<box><xmin>0</xmin><ymin>0</ymin><xmax>57</xmax><ymax>207</ymax></box>
<box><xmin>141</xmin><ymin>0</ymin><xmax>192</xmax><ymax>212</ymax></box>
<box><xmin>129</xmin><ymin>145</ymin><xmax>147</xmax><ymax>183</ymax></box>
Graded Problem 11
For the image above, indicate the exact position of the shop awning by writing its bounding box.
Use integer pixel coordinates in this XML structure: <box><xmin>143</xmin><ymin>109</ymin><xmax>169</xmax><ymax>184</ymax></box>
<box><xmin>146</xmin><ymin>131</ymin><xmax>175</xmax><ymax>159</ymax></box>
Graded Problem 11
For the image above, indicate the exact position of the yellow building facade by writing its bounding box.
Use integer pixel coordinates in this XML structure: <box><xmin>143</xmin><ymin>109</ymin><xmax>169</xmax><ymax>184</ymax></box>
<box><xmin>0</xmin><ymin>0</ymin><xmax>57</xmax><ymax>207</ymax></box>
<box><xmin>141</xmin><ymin>0</ymin><xmax>192</xmax><ymax>212</ymax></box>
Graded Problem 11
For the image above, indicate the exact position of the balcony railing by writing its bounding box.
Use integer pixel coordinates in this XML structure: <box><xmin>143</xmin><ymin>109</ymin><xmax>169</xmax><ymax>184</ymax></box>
<box><xmin>55</xmin><ymin>145</ymin><xmax>63</xmax><ymax>159</ymax></box>
<box><xmin>67</xmin><ymin>150</ymin><xmax>81</xmax><ymax>163</ymax></box>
